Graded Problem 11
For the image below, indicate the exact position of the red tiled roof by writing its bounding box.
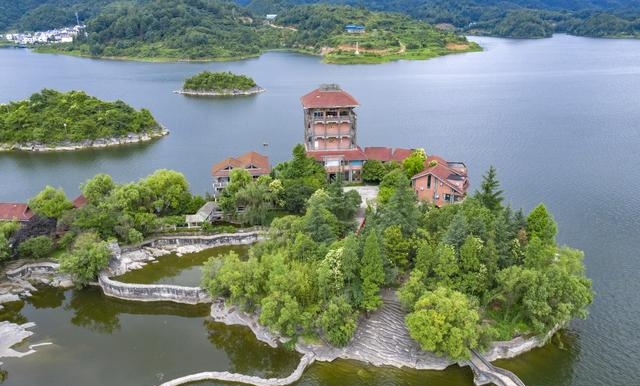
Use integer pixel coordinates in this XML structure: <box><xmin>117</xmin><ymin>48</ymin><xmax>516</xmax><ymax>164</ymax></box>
<box><xmin>72</xmin><ymin>195</ymin><xmax>87</xmax><ymax>208</ymax></box>
<box><xmin>301</xmin><ymin>86</ymin><xmax>359</xmax><ymax>109</ymax></box>
<box><xmin>412</xmin><ymin>156</ymin><xmax>468</xmax><ymax>194</ymax></box>
<box><xmin>0</xmin><ymin>203</ymin><xmax>33</xmax><ymax>222</ymax></box>
<box><xmin>211</xmin><ymin>151</ymin><xmax>271</xmax><ymax>178</ymax></box>
<box><xmin>364</xmin><ymin>147</ymin><xmax>393</xmax><ymax>162</ymax></box>
<box><xmin>306</xmin><ymin>147</ymin><xmax>367</xmax><ymax>162</ymax></box>
<box><xmin>391</xmin><ymin>148</ymin><xmax>413</xmax><ymax>162</ymax></box>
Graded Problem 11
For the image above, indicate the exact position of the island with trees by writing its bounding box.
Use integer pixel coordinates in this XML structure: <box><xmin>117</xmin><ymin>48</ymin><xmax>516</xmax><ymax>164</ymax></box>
<box><xmin>0</xmin><ymin>146</ymin><xmax>593</xmax><ymax>379</ymax></box>
<box><xmin>176</xmin><ymin>71</ymin><xmax>264</xmax><ymax>97</ymax></box>
<box><xmin>0</xmin><ymin>89</ymin><xmax>168</xmax><ymax>151</ymax></box>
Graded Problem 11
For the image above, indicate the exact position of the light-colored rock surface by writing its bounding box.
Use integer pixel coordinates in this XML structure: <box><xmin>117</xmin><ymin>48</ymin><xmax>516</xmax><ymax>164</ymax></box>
<box><xmin>210</xmin><ymin>300</ymin><xmax>280</xmax><ymax>348</ymax></box>
<box><xmin>159</xmin><ymin>352</ymin><xmax>314</xmax><ymax>386</ymax></box>
<box><xmin>0</xmin><ymin>321</ymin><xmax>36</xmax><ymax>365</ymax></box>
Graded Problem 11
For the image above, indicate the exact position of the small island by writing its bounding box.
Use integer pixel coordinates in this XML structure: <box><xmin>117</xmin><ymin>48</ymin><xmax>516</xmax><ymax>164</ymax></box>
<box><xmin>0</xmin><ymin>89</ymin><xmax>167</xmax><ymax>152</ymax></box>
<box><xmin>175</xmin><ymin>71</ymin><xmax>264</xmax><ymax>97</ymax></box>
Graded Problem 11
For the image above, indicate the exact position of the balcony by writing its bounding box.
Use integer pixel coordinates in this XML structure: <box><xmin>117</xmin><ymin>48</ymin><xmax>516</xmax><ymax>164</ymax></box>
<box><xmin>311</xmin><ymin>115</ymin><xmax>353</xmax><ymax>124</ymax></box>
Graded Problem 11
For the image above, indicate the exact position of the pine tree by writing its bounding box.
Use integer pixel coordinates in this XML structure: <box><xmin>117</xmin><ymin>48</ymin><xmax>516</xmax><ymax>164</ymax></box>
<box><xmin>475</xmin><ymin>166</ymin><xmax>504</xmax><ymax>212</ymax></box>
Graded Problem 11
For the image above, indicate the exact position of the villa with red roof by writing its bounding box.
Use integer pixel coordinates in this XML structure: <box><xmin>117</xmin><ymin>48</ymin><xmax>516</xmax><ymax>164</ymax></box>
<box><xmin>411</xmin><ymin>156</ymin><xmax>469</xmax><ymax>206</ymax></box>
<box><xmin>300</xmin><ymin>84</ymin><xmax>469</xmax><ymax>205</ymax></box>
<box><xmin>301</xmin><ymin>84</ymin><xmax>414</xmax><ymax>183</ymax></box>
<box><xmin>211</xmin><ymin>151</ymin><xmax>271</xmax><ymax>195</ymax></box>
<box><xmin>0</xmin><ymin>203</ymin><xmax>34</xmax><ymax>223</ymax></box>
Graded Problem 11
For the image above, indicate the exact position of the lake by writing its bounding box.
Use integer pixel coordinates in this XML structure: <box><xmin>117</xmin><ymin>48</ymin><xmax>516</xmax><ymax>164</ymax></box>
<box><xmin>1</xmin><ymin>34</ymin><xmax>640</xmax><ymax>386</ymax></box>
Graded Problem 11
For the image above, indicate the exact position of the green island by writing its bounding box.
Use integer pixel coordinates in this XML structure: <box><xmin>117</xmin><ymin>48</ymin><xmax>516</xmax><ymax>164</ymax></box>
<box><xmin>0</xmin><ymin>89</ymin><xmax>167</xmax><ymax>151</ymax></box>
<box><xmin>1</xmin><ymin>145</ymin><xmax>593</xmax><ymax>364</ymax></box>
<box><xmin>25</xmin><ymin>0</ymin><xmax>479</xmax><ymax>64</ymax></box>
<box><xmin>177</xmin><ymin>71</ymin><xmax>264</xmax><ymax>96</ymax></box>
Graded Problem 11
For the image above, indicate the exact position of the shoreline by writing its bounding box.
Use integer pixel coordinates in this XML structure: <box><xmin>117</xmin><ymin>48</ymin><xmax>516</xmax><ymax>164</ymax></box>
<box><xmin>1</xmin><ymin>234</ymin><xmax>555</xmax><ymax>384</ymax></box>
<box><xmin>174</xmin><ymin>86</ymin><xmax>265</xmax><ymax>97</ymax></box>
<box><xmin>0</xmin><ymin>129</ymin><xmax>168</xmax><ymax>153</ymax></box>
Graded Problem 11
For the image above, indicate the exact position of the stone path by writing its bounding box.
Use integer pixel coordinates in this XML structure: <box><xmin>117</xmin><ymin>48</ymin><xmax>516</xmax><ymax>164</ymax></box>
<box><xmin>339</xmin><ymin>289</ymin><xmax>452</xmax><ymax>369</ymax></box>
<box><xmin>467</xmin><ymin>349</ymin><xmax>526</xmax><ymax>386</ymax></box>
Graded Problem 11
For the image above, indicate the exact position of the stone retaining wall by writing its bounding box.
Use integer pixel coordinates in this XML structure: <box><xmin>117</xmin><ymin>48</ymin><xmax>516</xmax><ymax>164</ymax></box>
<box><xmin>98</xmin><ymin>275</ymin><xmax>210</xmax><ymax>305</ymax></box>
<box><xmin>148</xmin><ymin>231</ymin><xmax>263</xmax><ymax>249</ymax></box>
<box><xmin>5</xmin><ymin>262</ymin><xmax>59</xmax><ymax>278</ymax></box>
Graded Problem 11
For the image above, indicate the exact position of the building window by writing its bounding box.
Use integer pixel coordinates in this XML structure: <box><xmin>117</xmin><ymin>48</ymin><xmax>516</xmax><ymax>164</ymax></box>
<box><xmin>427</xmin><ymin>175</ymin><xmax>432</xmax><ymax>189</ymax></box>
<box><xmin>444</xmin><ymin>194</ymin><xmax>451</xmax><ymax>202</ymax></box>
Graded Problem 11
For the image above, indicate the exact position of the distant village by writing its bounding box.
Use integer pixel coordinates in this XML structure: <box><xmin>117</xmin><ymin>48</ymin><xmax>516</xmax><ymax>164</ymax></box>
<box><xmin>5</xmin><ymin>24</ymin><xmax>85</xmax><ymax>46</ymax></box>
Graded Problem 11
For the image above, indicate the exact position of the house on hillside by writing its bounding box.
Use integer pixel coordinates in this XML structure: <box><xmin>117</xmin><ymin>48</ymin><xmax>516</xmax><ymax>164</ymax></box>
<box><xmin>0</xmin><ymin>203</ymin><xmax>34</xmax><ymax>223</ymax></box>
<box><xmin>411</xmin><ymin>156</ymin><xmax>468</xmax><ymax>207</ymax></box>
<box><xmin>211</xmin><ymin>151</ymin><xmax>271</xmax><ymax>195</ymax></box>
<box><xmin>345</xmin><ymin>24</ymin><xmax>366</xmax><ymax>33</ymax></box>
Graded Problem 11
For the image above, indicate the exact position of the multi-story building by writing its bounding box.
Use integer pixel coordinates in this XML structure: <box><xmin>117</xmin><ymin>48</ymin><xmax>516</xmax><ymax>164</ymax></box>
<box><xmin>211</xmin><ymin>151</ymin><xmax>271</xmax><ymax>195</ymax></box>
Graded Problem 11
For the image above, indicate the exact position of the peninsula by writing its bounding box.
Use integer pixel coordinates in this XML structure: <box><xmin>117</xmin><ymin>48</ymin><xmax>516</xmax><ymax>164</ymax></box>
<box><xmin>175</xmin><ymin>71</ymin><xmax>264</xmax><ymax>97</ymax></box>
<box><xmin>0</xmin><ymin>89</ymin><xmax>167</xmax><ymax>152</ymax></box>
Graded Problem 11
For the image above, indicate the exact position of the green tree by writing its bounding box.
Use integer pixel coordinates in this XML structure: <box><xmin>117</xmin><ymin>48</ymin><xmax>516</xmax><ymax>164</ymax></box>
<box><xmin>402</xmin><ymin>148</ymin><xmax>427</xmax><ymax>178</ymax></box>
<box><xmin>360</xmin><ymin>230</ymin><xmax>385</xmax><ymax>312</ymax></box>
<box><xmin>379</xmin><ymin>182</ymin><xmax>419</xmax><ymax>236</ymax></box>
<box><xmin>319</xmin><ymin>295</ymin><xmax>357</xmax><ymax>346</ymax></box>
<box><xmin>362</xmin><ymin>159</ymin><xmax>387</xmax><ymax>183</ymax></box>
<box><xmin>142</xmin><ymin>169</ymin><xmax>192</xmax><ymax>215</ymax></box>
<box><xmin>219</xmin><ymin>168</ymin><xmax>252</xmax><ymax>217</ymax></box>
<box><xmin>406</xmin><ymin>287</ymin><xmax>480</xmax><ymax>359</ymax></box>
<box><xmin>17</xmin><ymin>236</ymin><xmax>53</xmax><ymax>259</ymax></box>
<box><xmin>383</xmin><ymin>225</ymin><xmax>411</xmax><ymax>269</ymax></box>
<box><xmin>526</xmin><ymin>204</ymin><xmax>557</xmax><ymax>245</ymax></box>
<box><xmin>29</xmin><ymin>185</ymin><xmax>73</xmax><ymax>219</ymax></box>
<box><xmin>474</xmin><ymin>166</ymin><xmax>503</xmax><ymax>212</ymax></box>
<box><xmin>398</xmin><ymin>269</ymin><xmax>427</xmax><ymax>310</ymax></box>
<box><xmin>0</xmin><ymin>235</ymin><xmax>10</xmax><ymax>262</ymax></box>
<box><xmin>59</xmin><ymin>232</ymin><xmax>111</xmax><ymax>286</ymax></box>
<box><xmin>378</xmin><ymin>168</ymin><xmax>408</xmax><ymax>205</ymax></box>
<box><xmin>81</xmin><ymin>173</ymin><xmax>115</xmax><ymax>205</ymax></box>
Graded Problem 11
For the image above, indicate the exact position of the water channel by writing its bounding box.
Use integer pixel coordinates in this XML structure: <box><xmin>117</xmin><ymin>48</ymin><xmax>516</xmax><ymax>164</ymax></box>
<box><xmin>1</xmin><ymin>34</ymin><xmax>640</xmax><ymax>385</ymax></box>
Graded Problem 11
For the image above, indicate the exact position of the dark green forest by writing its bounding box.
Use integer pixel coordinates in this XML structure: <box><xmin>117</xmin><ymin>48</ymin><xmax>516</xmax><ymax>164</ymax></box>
<box><xmin>245</xmin><ymin>0</ymin><xmax>640</xmax><ymax>38</ymax></box>
<box><xmin>183</xmin><ymin>71</ymin><xmax>257</xmax><ymax>92</ymax></box>
<box><xmin>0</xmin><ymin>89</ymin><xmax>162</xmax><ymax>145</ymax></box>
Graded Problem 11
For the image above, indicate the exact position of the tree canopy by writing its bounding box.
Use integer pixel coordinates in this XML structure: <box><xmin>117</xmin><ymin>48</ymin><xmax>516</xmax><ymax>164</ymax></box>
<box><xmin>183</xmin><ymin>71</ymin><xmax>257</xmax><ymax>92</ymax></box>
<box><xmin>0</xmin><ymin>89</ymin><xmax>161</xmax><ymax>145</ymax></box>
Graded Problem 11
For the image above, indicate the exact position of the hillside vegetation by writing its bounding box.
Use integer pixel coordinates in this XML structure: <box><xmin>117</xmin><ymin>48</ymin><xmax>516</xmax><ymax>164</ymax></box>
<box><xmin>246</xmin><ymin>0</ymin><xmax>640</xmax><ymax>38</ymax></box>
<box><xmin>0</xmin><ymin>89</ymin><xmax>162</xmax><ymax>145</ymax></box>
<box><xmin>183</xmin><ymin>71</ymin><xmax>257</xmax><ymax>92</ymax></box>
<box><xmin>22</xmin><ymin>0</ymin><xmax>478</xmax><ymax>63</ymax></box>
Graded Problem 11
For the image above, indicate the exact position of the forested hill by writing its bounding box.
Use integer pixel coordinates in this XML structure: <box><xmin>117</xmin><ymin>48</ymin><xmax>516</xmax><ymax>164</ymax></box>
<box><xmin>28</xmin><ymin>0</ymin><xmax>478</xmax><ymax>63</ymax></box>
<box><xmin>245</xmin><ymin>0</ymin><xmax>640</xmax><ymax>38</ymax></box>
<box><xmin>0</xmin><ymin>0</ymin><xmax>115</xmax><ymax>32</ymax></box>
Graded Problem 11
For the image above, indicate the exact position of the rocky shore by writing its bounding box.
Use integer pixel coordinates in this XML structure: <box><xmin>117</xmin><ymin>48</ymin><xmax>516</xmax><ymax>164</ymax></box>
<box><xmin>0</xmin><ymin>128</ymin><xmax>169</xmax><ymax>152</ymax></box>
<box><xmin>174</xmin><ymin>86</ymin><xmax>265</xmax><ymax>97</ymax></box>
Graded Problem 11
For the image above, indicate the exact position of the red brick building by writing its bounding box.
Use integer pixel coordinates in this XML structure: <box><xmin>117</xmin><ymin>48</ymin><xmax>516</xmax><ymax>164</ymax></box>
<box><xmin>411</xmin><ymin>156</ymin><xmax>468</xmax><ymax>206</ymax></box>
<box><xmin>211</xmin><ymin>151</ymin><xmax>271</xmax><ymax>195</ymax></box>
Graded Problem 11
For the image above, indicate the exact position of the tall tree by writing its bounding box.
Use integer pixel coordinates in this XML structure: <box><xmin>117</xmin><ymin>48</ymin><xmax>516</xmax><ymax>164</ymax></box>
<box><xmin>475</xmin><ymin>166</ymin><xmax>504</xmax><ymax>212</ymax></box>
<box><xmin>360</xmin><ymin>230</ymin><xmax>385</xmax><ymax>312</ymax></box>
<box><xmin>526</xmin><ymin>204</ymin><xmax>557</xmax><ymax>245</ymax></box>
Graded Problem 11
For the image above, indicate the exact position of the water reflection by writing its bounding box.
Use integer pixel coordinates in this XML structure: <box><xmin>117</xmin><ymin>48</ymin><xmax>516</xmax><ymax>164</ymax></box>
<box><xmin>204</xmin><ymin>319</ymin><xmax>299</xmax><ymax>378</ymax></box>
<box><xmin>115</xmin><ymin>245</ymin><xmax>250</xmax><ymax>286</ymax></box>
<box><xmin>64</xmin><ymin>287</ymin><xmax>210</xmax><ymax>334</ymax></box>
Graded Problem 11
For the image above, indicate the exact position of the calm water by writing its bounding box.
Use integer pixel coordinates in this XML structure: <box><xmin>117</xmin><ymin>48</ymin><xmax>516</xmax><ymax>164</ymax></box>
<box><xmin>115</xmin><ymin>245</ymin><xmax>250</xmax><ymax>287</ymax></box>
<box><xmin>1</xmin><ymin>34</ymin><xmax>640</xmax><ymax>386</ymax></box>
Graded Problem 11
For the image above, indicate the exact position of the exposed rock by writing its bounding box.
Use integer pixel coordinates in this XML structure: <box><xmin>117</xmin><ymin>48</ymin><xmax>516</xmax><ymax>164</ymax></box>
<box><xmin>0</xmin><ymin>294</ymin><xmax>20</xmax><ymax>304</ymax></box>
<box><xmin>0</xmin><ymin>321</ymin><xmax>37</xmax><ymax>365</ymax></box>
